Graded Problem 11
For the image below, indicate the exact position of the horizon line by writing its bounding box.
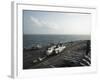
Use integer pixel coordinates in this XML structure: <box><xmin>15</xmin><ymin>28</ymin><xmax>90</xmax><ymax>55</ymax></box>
<box><xmin>23</xmin><ymin>34</ymin><xmax>90</xmax><ymax>35</ymax></box>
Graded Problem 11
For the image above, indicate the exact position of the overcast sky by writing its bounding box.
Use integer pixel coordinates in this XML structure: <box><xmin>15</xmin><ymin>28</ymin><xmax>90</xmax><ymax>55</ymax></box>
<box><xmin>23</xmin><ymin>10</ymin><xmax>91</xmax><ymax>35</ymax></box>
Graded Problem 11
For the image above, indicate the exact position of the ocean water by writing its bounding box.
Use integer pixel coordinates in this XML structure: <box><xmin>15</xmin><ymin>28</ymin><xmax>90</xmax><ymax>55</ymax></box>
<box><xmin>23</xmin><ymin>35</ymin><xmax>90</xmax><ymax>48</ymax></box>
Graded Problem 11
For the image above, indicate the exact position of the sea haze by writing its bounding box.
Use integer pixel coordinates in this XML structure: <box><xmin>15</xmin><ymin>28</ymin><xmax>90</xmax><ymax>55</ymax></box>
<box><xmin>23</xmin><ymin>34</ymin><xmax>90</xmax><ymax>48</ymax></box>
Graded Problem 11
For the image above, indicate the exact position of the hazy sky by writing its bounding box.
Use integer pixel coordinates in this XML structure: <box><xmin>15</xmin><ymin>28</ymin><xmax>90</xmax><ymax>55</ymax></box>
<box><xmin>23</xmin><ymin>10</ymin><xmax>91</xmax><ymax>35</ymax></box>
